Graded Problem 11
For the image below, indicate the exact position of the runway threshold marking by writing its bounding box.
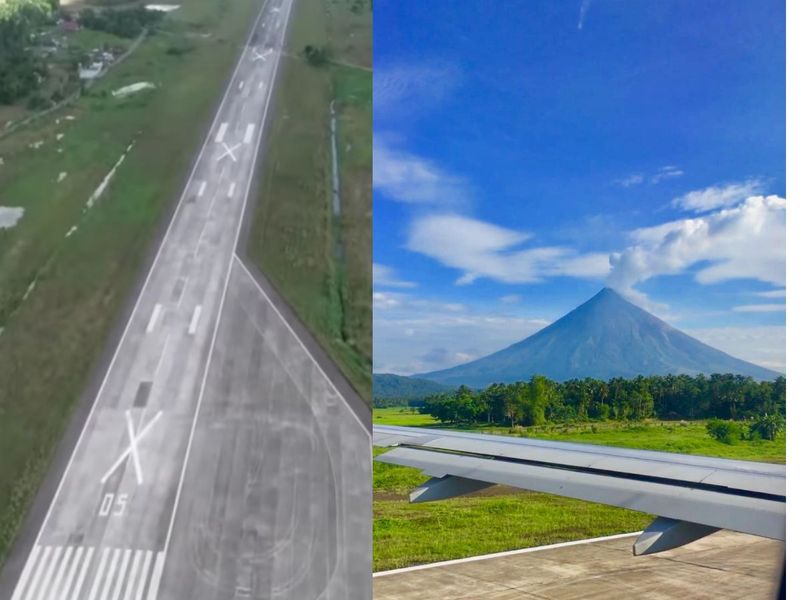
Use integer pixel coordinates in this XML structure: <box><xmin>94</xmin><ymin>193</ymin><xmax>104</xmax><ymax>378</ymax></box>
<box><xmin>69</xmin><ymin>547</ymin><xmax>95</xmax><ymax>600</ymax></box>
<box><xmin>214</xmin><ymin>122</ymin><xmax>228</xmax><ymax>143</ymax></box>
<box><xmin>48</xmin><ymin>545</ymin><xmax>73</xmax><ymax>599</ymax></box>
<box><xmin>188</xmin><ymin>305</ymin><xmax>202</xmax><ymax>335</ymax></box>
<box><xmin>145</xmin><ymin>304</ymin><xmax>162</xmax><ymax>333</ymax></box>
<box><xmin>100</xmin><ymin>411</ymin><xmax>163</xmax><ymax>485</ymax></box>
<box><xmin>121</xmin><ymin>550</ymin><xmax>142</xmax><ymax>600</ymax></box>
<box><xmin>136</xmin><ymin>552</ymin><xmax>154</xmax><ymax>600</ymax></box>
<box><xmin>244</xmin><ymin>123</ymin><xmax>256</xmax><ymax>143</ymax></box>
<box><xmin>86</xmin><ymin>547</ymin><xmax>110</xmax><ymax>600</ymax></box>
<box><xmin>145</xmin><ymin>553</ymin><xmax>166</xmax><ymax>600</ymax></box>
<box><xmin>33</xmin><ymin>545</ymin><xmax>60</xmax><ymax>600</ymax></box>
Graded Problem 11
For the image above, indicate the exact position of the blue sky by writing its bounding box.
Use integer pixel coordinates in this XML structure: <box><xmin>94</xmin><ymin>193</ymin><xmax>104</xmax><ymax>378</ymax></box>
<box><xmin>373</xmin><ymin>0</ymin><xmax>786</xmax><ymax>375</ymax></box>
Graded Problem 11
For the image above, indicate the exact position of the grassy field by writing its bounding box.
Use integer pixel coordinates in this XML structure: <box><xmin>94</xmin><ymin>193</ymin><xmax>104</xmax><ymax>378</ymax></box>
<box><xmin>247</xmin><ymin>0</ymin><xmax>371</xmax><ymax>401</ymax></box>
<box><xmin>373</xmin><ymin>410</ymin><xmax>785</xmax><ymax>571</ymax></box>
<box><xmin>0</xmin><ymin>0</ymin><xmax>263</xmax><ymax>563</ymax></box>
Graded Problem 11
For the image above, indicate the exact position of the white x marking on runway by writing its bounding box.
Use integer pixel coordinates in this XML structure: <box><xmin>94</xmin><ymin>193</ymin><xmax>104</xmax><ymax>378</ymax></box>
<box><xmin>100</xmin><ymin>411</ymin><xmax>163</xmax><ymax>485</ymax></box>
<box><xmin>252</xmin><ymin>49</ymin><xmax>268</xmax><ymax>62</ymax></box>
<box><xmin>217</xmin><ymin>142</ymin><xmax>240</xmax><ymax>162</ymax></box>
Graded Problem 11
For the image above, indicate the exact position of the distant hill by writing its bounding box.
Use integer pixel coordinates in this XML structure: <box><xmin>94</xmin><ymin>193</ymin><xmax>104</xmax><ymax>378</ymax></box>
<box><xmin>418</xmin><ymin>288</ymin><xmax>781</xmax><ymax>388</ymax></box>
<box><xmin>373</xmin><ymin>373</ymin><xmax>453</xmax><ymax>403</ymax></box>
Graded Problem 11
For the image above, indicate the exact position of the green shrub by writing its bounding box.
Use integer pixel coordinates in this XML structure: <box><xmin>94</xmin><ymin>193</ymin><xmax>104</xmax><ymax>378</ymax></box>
<box><xmin>706</xmin><ymin>419</ymin><xmax>743</xmax><ymax>445</ymax></box>
<box><xmin>748</xmin><ymin>413</ymin><xmax>785</xmax><ymax>441</ymax></box>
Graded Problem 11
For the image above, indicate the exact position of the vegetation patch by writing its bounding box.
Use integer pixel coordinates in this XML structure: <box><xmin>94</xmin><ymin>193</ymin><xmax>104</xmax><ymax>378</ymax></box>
<box><xmin>247</xmin><ymin>0</ymin><xmax>371</xmax><ymax>401</ymax></box>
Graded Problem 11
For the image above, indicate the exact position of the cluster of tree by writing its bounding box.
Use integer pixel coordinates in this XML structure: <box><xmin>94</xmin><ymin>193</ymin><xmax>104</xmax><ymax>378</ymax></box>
<box><xmin>302</xmin><ymin>44</ymin><xmax>329</xmax><ymax>67</ymax></box>
<box><xmin>79</xmin><ymin>7</ymin><xmax>163</xmax><ymax>39</ymax></box>
<box><xmin>418</xmin><ymin>374</ymin><xmax>786</xmax><ymax>427</ymax></box>
<box><xmin>706</xmin><ymin>413</ymin><xmax>785</xmax><ymax>444</ymax></box>
<box><xmin>0</xmin><ymin>0</ymin><xmax>53</xmax><ymax>104</ymax></box>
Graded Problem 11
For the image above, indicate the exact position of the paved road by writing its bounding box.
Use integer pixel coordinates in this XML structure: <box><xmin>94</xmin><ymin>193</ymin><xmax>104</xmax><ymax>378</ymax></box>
<box><xmin>373</xmin><ymin>531</ymin><xmax>784</xmax><ymax>600</ymax></box>
<box><xmin>1</xmin><ymin>0</ymin><xmax>372</xmax><ymax>598</ymax></box>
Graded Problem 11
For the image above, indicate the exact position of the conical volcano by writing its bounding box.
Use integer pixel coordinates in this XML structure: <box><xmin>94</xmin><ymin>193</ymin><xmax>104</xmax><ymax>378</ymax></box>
<box><xmin>417</xmin><ymin>288</ymin><xmax>780</xmax><ymax>387</ymax></box>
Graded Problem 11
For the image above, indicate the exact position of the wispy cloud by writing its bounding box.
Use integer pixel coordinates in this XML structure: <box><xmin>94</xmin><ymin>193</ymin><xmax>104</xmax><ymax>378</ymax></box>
<box><xmin>407</xmin><ymin>213</ymin><xmax>610</xmax><ymax>285</ymax></box>
<box><xmin>732</xmin><ymin>303</ymin><xmax>785</xmax><ymax>313</ymax></box>
<box><xmin>754</xmin><ymin>289</ymin><xmax>785</xmax><ymax>299</ymax></box>
<box><xmin>578</xmin><ymin>0</ymin><xmax>594</xmax><ymax>30</ymax></box>
<box><xmin>608</xmin><ymin>195</ymin><xmax>786</xmax><ymax>300</ymax></box>
<box><xmin>615</xmin><ymin>165</ymin><xmax>684</xmax><ymax>187</ymax></box>
<box><xmin>671</xmin><ymin>179</ymin><xmax>766</xmax><ymax>213</ymax></box>
<box><xmin>374</xmin><ymin>62</ymin><xmax>461</xmax><ymax>119</ymax></box>
<box><xmin>500</xmin><ymin>294</ymin><xmax>522</xmax><ymax>304</ymax></box>
<box><xmin>373</xmin><ymin>263</ymin><xmax>417</xmax><ymax>289</ymax></box>
<box><xmin>686</xmin><ymin>325</ymin><xmax>785</xmax><ymax>372</ymax></box>
<box><xmin>374</xmin><ymin>291</ymin><xmax>550</xmax><ymax>374</ymax></box>
<box><xmin>373</xmin><ymin>136</ymin><xmax>469</xmax><ymax>205</ymax></box>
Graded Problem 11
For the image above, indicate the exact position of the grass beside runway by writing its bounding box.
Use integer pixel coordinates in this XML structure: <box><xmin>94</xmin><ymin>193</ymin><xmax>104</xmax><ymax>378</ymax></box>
<box><xmin>372</xmin><ymin>414</ymin><xmax>785</xmax><ymax>571</ymax></box>
<box><xmin>0</xmin><ymin>0</ymin><xmax>265</xmax><ymax>564</ymax></box>
<box><xmin>247</xmin><ymin>0</ymin><xmax>372</xmax><ymax>402</ymax></box>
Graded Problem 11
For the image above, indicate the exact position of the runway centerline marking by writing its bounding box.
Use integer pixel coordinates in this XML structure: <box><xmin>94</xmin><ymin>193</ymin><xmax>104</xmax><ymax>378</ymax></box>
<box><xmin>217</xmin><ymin>142</ymin><xmax>240</xmax><ymax>162</ymax></box>
<box><xmin>214</xmin><ymin>122</ymin><xmax>228</xmax><ymax>143</ymax></box>
<box><xmin>197</xmin><ymin>181</ymin><xmax>206</xmax><ymax>197</ymax></box>
<box><xmin>238</xmin><ymin>80</ymin><xmax>244</xmax><ymax>90</ymax></box>
<box><xmin>188</xmin><ymin>305</ymin><xmax>202</xmax><ymax>335</ymax></box>
<box><xmin>145</xmin><ymin>304</ymin><xmax>162</xmax><ymax>333</ymax></box>
<box><xmin>100</xmin><ymin>411</ymin><xmax>163</xmax><ymax>485</ymax></box>
<box><xmin>228</xmin><ymin>183</ymin><xmax>236</xmax><ymax>198</ymax></box>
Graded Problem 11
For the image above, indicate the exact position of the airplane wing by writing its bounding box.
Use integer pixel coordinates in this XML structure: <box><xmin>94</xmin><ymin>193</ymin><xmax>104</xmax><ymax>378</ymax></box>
<box><xmin>373</xmin><ymin>424</ymin><xmax>785</xmax><ymax>555</ymax></box>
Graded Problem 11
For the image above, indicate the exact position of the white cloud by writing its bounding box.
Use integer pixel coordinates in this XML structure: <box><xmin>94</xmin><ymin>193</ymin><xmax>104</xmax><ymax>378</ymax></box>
<box><xmin>650</xmin><ymin>165</ymin><xmax>684</xmax><ymax>184</ymax></box>
<box><xmin>373</xmin><ymin>263</ymin><xmax>417</xmax><ymax>289</ymax></box>
<box><xmin>407</xmin><ymin>213</ymin><xmax>610</xmax><ymax>285</ymax></box>
<box><xmin>500</xmin><ymin>294</ymin><xmax>522</xmax><ymax>304</ymax></box>
<box><xmin>373</xmin><ymin>137</ymin><xmax>469</xmax><ymax>205</ymax></box>
<box><xmin>578</xmin><ymin>0</ymin><xmax>593</xmax><ymax>29</ymax></box>
<box><xmin>374</xmin><ymin>291</ymin><xmax>550</xmax><ymax>374</ymax></box>
<box><xmin>732</xmin><ymin>303</ymin><xmax>786</xmax><ymax>313</ymax></box>
<box><xmin>374</xmin><ymin>62</ymin><xmax>461</xmax><ymax>119</ymax></box>
<box><xmin>671</xmin><ymin>179</ymin><xmax>766</xmax><ymax>213</ymax></box>
<box><xmin>615</xmin><ymin>166</ymin><xmax>683</xmax><ymax>187</ymax></box>
<box><xmin>686</xmin><ymin>325</ymin><xmax>785</xmax><ymax>373</ymax></box>
<box><xmin>755</xmin><ymin>289</ymin><xmax>785</xmax><ymax>299</ymax></box>
<box><xmin>608</xmin><ymin>195</ymin><xmax>786</xmax><ymax>298</ymax></box>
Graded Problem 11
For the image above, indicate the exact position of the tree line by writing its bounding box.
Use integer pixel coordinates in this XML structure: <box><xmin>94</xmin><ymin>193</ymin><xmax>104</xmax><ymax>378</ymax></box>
<box><xmin>418</xmin><ymin>373</ymin><xmax>786</xmax><ymax>427</ymax></box>
<box><xmin>0</xmin><ymin>0</ymin><xmax>53</xmax><ymax>104</ymax></box>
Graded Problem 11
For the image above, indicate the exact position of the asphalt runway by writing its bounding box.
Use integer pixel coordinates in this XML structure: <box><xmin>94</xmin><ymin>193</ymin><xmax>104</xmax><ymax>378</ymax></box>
<box><xmin>1</xmin><ymin>0</ymin><xmax>372</xmax><ymax>597</ymax></box>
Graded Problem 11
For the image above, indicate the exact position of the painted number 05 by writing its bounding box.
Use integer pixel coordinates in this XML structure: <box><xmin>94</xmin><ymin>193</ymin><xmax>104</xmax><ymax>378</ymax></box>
<box><xmin>99</xmin><ymin>493</ymin><xmax>128</xmax><ymax>517</ymax></box>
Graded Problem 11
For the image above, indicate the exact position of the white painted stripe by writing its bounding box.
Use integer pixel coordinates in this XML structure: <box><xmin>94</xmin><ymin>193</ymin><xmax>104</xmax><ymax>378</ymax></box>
<box><xmin>243</xmin><ymin>123</ymin><xmax>256</xmax><ymax>144</ymax></box>
<box><xmin>227</xmin><ymin>183</ymin><xmax>236</xmax><ymax>198</ymax></box>
<box><xmin>34</xmin><ymin>544</ymin><xmax>62</xmax><ymax>600</ymax></box>
<box><xmin>372</xmin><ymin>531</ymin><xmax>643</xmax><ymax>578</ymax></box>
<box><xmin>10</xmin><ymin>544</ymin><xmax>41</xmax><ymax>600</ymax></box>
<box><xmin>121</xmin><ymin>551</ymin><xmax>142</xmax><ymax>600</ymax></box>
<box><xmin>145</xmin><ymin>304</ymin><xmax>162</xmax><ymax>333</ymax></box>
<box><xmin>110</xmin><ymin>549</ymin><xmax>131</xmax><ymax>600</ymax></box>
<box><xmin>153</xmin><ymin>334</ymin><xmax>171</xmax><ymax>379</ymax></box>
<box><xmin>204</xmin><ymin>195</ymin><xmax>216</xmax><ymax>219</ymax></box>
<box><xmin>258</xmin><ymin>81</ymin><xmax>264</xmax><ymax>89</ymax></box>
<box><xmin>133</xmin><ymin>552</ymin><xmax>152</xmax><ymax>600</ymax></box>
<box><xmin>238</xmin><ymin>80</ymin><xmax>244</xmax><ymax>90</ymax></box>
<box><xmin>47</xmin><ymin>546</ymin><xmax>73</xmax><ymax>600</ymax></box>
<box><xmin>197</xmin><ymin>181</ymin><xmax>206</xmax><ymax>197</ymax></box>
<box><xmin>188</xmin><ymin>305</ymin><xmax>202</xmax><ymax>335</ymax></box>
<box><xmin>193</xmin><ymin>222</ymin><xmax>207</xmax><ymax>257</ymax></box>
<box><xmin>67</xmin><ymin>547</ymin><xmax>94</xmax><ymax>600</ymax></box>
<box><xmin>58</xmin><ymin>546</ymin><xmax>84</xmax><ymax>600</ymax></box>
<box><xmin>99</xmin><ymin>549</ymin><xmax>121</xmax><ymax>600</ymax></box>
<box><xmin>145</xmin><ymin>552</ymin><xmax>165</xmax><ymax>600</ymax></box>
<box><xmin>85</xmin><ymin>547</ymin><xmax>110</xmax><ymax>600</ymax></box>
<box><xmin>24</xmin><ymin>545</ymin><xmax>52</xmax><ymax>600</ymax></box>
<box><xmin>214</xmin><ymin>122</ymin><xmax>228</xmax><ymax>143</ymax></box>
<box><xmin>125</xmin><ymin>410</ymin><xmax>144</xmax><ymax>484</ymax></box>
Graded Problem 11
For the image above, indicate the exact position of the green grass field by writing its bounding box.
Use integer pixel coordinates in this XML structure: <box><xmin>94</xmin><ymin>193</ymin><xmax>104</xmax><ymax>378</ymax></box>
<box><xmin>247</xmin><ymin>0</ymin><xmax>371</xmax><ymax>401</ymax></box>
<box><xmin>0</xmin><ymin>0</ymin><xmax>263</xmax><ymax>564</ymax></box>
<box><xmin>373</xmin><ymin>409</ymin><xmax>785</xmax><ymax>571</ymax></box>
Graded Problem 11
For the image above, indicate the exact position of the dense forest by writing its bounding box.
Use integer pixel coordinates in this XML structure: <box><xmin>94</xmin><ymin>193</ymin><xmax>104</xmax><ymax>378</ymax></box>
<box><xmin>0</xmin><ymin>0</ymin><xmax>53</xmax><ymax>104</ymax></box>
<box><xmin>418</xmin><ymin>373</ymin><xmax>786</xmax><ymax>426</ymax></box>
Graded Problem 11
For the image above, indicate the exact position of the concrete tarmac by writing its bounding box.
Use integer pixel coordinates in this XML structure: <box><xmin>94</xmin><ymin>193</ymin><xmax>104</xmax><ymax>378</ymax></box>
<box><xmin>373</xmin><ymin>530</ymin><xmax>784</xmax><ymax>600</ymax></box>
<box><xmin>0</xmin><ymin>0</ymin><xmax>372</xmax><ymax>598</ymax></box>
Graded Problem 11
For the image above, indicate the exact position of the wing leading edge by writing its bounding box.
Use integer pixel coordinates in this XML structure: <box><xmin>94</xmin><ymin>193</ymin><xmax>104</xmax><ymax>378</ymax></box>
<box><xmin>373</xmin><ymin>424</ymin><xmax>785</xmax><ymax>555</ymax></box>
